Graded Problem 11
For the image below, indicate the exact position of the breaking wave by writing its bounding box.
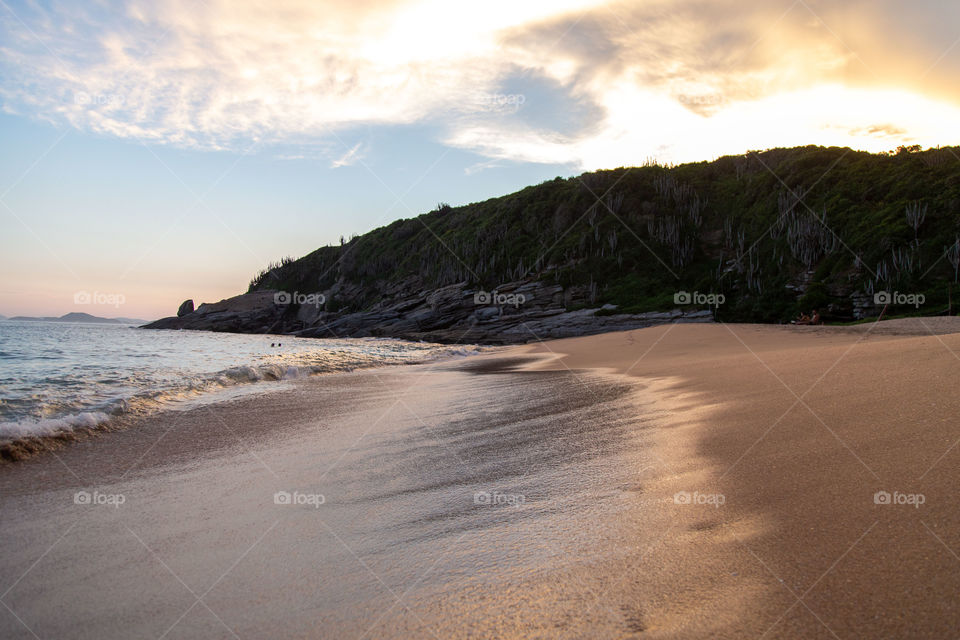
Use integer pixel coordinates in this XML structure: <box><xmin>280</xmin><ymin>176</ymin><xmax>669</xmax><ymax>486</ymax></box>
<box><xmin>0</xmin><ymin>321</ymin><xmax>484</xmax><ymax>458</ymax></box>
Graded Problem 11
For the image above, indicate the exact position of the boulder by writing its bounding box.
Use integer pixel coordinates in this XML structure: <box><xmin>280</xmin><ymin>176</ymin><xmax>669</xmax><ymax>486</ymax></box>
<box><xmin>177</xmin><ymin>299</ymin><xmax>194</xmax><ymax>317</ymax></box>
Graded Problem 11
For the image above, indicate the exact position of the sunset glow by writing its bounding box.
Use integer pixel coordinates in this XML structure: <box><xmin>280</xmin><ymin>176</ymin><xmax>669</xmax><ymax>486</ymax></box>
<box><xmin>1</xmin><ymin>0</ymin><xmax>959</xmax><ymax>317</ymax></box>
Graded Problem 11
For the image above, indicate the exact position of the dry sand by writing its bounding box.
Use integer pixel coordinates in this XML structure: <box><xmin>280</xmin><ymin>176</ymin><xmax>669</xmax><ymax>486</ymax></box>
<box><xmin>515</xmin><ymin>317</ymin><xmax>960</xmax><ymax>638</ymax></box>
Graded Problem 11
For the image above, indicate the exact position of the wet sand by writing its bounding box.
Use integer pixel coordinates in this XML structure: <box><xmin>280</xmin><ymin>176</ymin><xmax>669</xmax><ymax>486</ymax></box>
<box><xmin>2</xmin><ymin>319</ymin><xmax>960</xmax><ymax>638</ymax></box>
<box><xmin>1</xmin><ymin>356</ymin><xmax>674</xmax><ymax>638</ymax></box>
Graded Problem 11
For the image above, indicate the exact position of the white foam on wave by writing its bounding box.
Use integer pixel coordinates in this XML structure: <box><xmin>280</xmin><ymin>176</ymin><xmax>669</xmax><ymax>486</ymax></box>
<box><xmin>0</xmin><ymin>343</ymin><xmax>484</xmax><ymax>444</ymax></box>
<box><xmin>0</xmin><ymin>411</ymin><xmax>111</xmax><ymax>440</ymax></box>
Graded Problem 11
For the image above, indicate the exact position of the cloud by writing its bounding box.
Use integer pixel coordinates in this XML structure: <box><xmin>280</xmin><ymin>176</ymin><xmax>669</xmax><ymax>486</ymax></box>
<box><xmin>1</xmin><ymin>0</ymin><xmax>959</xmax><ymax>168</ymax></box>
<box><xmin>464</xmin><ymin>159</ymin><xmax>506</xmax><ymax>176</ymax></box>
<box><xmin>847</xmin><ymin>124</ymin><xmax>909</xmax><ymax>139</ymax></box>
<box><xmin>450</xmin><ymin>84</ymin><xmax>960</xmax><ymax>169</ymax></box>
<box><xmin>453</xmin><ymin>0</ymin><xmax>960</xmax><ymax>165</ymax></box>
<box><xmin>330</xmin><ymin>142</ymin><xmax>365</xmax><ymax>168</ymax></box>
<box><xmin>0</xmin><ymin>0</ymin><xmax>547</xmax><ymax>146</ymax></box>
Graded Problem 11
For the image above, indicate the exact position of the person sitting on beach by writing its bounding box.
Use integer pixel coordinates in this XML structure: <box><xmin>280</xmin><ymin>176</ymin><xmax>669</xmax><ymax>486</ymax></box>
<box><xmin>811</xmin><ymin>310</ymin><xmax>822</xmax><ymax>325</ymax></box>
<box><xmin>796</xmin><ymin>313</ymin><xmax>811</xmax><ymax>325</ymax></box>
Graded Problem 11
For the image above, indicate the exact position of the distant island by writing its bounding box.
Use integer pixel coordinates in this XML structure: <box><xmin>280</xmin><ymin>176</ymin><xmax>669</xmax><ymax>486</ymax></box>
<box><xmin>9</xmin><ymin>312</ymin><xmax>149</xmax><ymax>325</ymax></box>
<box><xmin>147</xmin><ymin>145</ymin><xmax>960</xmax><ymax>344</ymax></box>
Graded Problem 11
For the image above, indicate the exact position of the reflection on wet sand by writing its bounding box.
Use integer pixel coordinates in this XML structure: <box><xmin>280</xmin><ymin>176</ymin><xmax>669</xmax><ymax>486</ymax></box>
<box><xmin>0</xmin><ymin>355</ymin><xmax>674</xmax><ymax>639</ymax></box>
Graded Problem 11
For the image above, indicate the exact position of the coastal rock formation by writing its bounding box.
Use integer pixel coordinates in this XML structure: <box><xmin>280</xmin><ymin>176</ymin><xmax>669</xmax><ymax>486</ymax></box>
<box><xmin>177</xmin><ymin>299</ymin><xmax>194</xmax><ymax>317</ymax></box>
<box><xmin>145</xmin><ymin>283</ymin><xmax>714</xmax><ymax>344</ymax></box>
<box><xmin>150</xmin><ymin>291</ymin><xmax>286</xmax><ymax>334</ymax></box>
<box><xmin>148</xmin><ymin>147</ymin><xmax>960</xmax><ymax>341</ymax></box>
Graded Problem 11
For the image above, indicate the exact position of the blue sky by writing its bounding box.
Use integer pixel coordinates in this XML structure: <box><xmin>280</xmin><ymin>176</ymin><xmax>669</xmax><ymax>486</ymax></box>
<box><xmin>1</xmin><ymin>112</ymin><xmax>572</xmax><ymax>318</ymax></box>
<box><xmin>2</xmin><ymin>0</ymin><xmax>959</xmax><ymax>318</ymax></box>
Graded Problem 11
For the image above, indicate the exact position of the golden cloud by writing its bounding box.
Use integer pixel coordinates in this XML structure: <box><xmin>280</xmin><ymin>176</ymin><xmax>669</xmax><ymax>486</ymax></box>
<box><xmin>1</xmin><ymin>0</ymin><xmax>958</xmax><ymax>167</ymax></box>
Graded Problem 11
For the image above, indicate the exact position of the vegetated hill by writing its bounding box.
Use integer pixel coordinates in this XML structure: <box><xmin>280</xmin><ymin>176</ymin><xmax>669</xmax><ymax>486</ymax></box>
<box><xmin>10</xmin><ymin>312</ymin><xmax>122</xmax><ymax>324</ymax></box>
<box><xmin>7</xmin><ymin>313</ymin><xmax>150</xmax><ymax>324</ymax></box>
<box><xmin>249</xmin><ymin>145</ymin><xmax>960</xmax><ymax>324</ymax></box>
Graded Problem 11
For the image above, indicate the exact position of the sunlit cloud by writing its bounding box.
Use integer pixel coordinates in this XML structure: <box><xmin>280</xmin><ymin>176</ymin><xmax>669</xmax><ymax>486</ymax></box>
<box><xmin>330</xmin><ymin>142</ymin><xmax>365</xmax><ymax>168</ymax></box>
<box><xmin>1</xmin><ymin>0</ymin><xmax>959</xmax><ymax>168</ymax></box>
<box><xmin>451</xmin><ymin>84</ymin><xmax>960</xmax><ymax>168</ymax></box>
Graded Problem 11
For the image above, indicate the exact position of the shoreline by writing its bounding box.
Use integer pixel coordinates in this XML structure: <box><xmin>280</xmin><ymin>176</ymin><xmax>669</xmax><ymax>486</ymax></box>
<box><xmin>1</xmin><ymin>354</ymin><xmax>669</xmax><ymax>637</ymax></box>
<box><xmin>0</xmin><ymin>340</ymin><xmax>489</xmax><ymax>463</ymax></box>
<box><xmin>2</xmin><ymin>319</ymin><xmax>960</xmax><ymax>637</ymax></box>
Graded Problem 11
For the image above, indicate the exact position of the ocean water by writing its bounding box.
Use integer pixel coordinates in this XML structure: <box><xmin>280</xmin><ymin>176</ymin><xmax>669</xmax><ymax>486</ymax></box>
<box><xmin>0</xmin><ymin>320</ymin><xmax>479</xmax><ymax>442</ymax></box>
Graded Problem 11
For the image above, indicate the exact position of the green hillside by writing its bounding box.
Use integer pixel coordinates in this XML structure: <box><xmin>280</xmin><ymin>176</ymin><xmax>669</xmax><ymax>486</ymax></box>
<box><xmin>249</xmin><ymin>145</ymin><xmax>960</xmax><ymax>323</ymax></box>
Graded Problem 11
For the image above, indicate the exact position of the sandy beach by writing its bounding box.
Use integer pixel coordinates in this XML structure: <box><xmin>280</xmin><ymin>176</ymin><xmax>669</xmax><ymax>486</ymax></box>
<box><xmin>6</xmin><ymin>0</ymin><xmax>960</xmax><ymax>635</ymax></box>
<box><xmin>521</xmin><ymin>317</ymin><xmax>960</xmax><ymax>637</ymax></box>
<box><xmin>2</xmin><ymin>319</ymin><xmax>960</xmax><ymax>638</ymax></box>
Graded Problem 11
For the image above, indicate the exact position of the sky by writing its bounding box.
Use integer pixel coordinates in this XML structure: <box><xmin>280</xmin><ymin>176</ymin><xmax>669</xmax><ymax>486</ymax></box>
<box><xmin>1</xmin><ymin>0</ymin><xmax>960</xmax><ymax>319</ymax></box>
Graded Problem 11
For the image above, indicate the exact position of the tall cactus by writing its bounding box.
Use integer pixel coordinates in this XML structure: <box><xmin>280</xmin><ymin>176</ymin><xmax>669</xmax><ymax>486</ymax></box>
<box><xmin>905</xmin><ymin>201</ymin><xmax>927</xmax><ymax>247</ymax></box>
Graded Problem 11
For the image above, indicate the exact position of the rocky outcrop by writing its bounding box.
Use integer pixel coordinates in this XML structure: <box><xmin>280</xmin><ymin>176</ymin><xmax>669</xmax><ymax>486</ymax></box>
<box><xmin>144</xmin><ymin>281</ymin><xmax>714</xmax><ymax>344</ymax></box>
<box><xmin>147</xmin><ymin>291</ymin><xmax>288</xmax><ymax>334</ymax></box>
<box><xmin>177</xmin><ymin>299</ymin><xmax>194</xmax><ymax>317</ymax></box>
